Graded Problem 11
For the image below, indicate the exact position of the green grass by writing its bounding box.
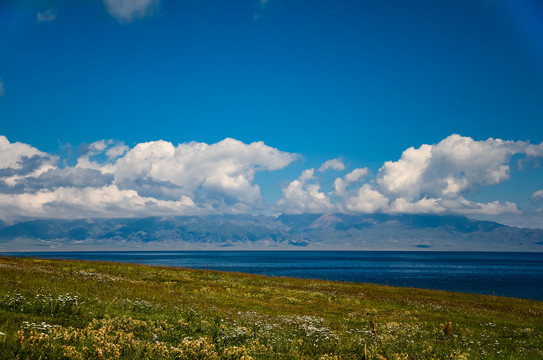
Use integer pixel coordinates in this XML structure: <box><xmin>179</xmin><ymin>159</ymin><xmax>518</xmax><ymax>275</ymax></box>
<box><xmin>0</xmin><ymin>256</ymin><xmax>541</xmax><ymax>359</ymax></box>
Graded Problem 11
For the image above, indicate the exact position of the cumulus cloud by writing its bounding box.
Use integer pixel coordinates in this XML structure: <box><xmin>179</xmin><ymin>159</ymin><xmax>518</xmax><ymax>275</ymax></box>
<box><xmin>369</xmin><ymin>134</ymin><xmax>542</xmax><ymax>216</ymax></box>
<box><xmin>1</xmin><ymin>134</ymin><xmax>542</xmax><ymax>222</ymax></box>
<box><xmin>37</xmin><ymin>9</ymin><xmax>55</xmax><ymax>22</ymax></box>
<box><xmin>103</xmin><ymin>0</ymin><xmax>158</xmax><ymax>23</ymax></box>
<box><xmin>106</xmin><ymin>144</ymin><xmax>129</xmax><ymax>160</ymax></box>
<box><xmin>277</xmin><ymin>134</ymin><xmax>542</xmax><ymax>218</ymax></box>
<box><xmin>342</xmin><ymin>184</ymin><xmax>389</xmax><ymax>213</ymax></box>
<box><xmin>0</xmin><ymin>136</ymin><xmax>297</xmax><ymax>221</ymax></box>
<box><xmin>0</xmin><ymin>185</ymin><xmax>197</xmax><ymax>220</ymax></box>
<box><xmin>111</xmin><ymin>138</ymin><xmax>297</xmax><ymax>206</ymax></box>
<box><xmin>0</xmin><ymin>168</ymin><xmax>114</xmax><ymax>195</ymax></box>
<box><xmin>377</xmin><ymin>134</ymin><xmax>541</xmax><ymax>200</ymax></box>
<box><xmin>76</xmin><ymin>140</ymin><xmax>126</xmax><ymax>171</ymax></box>
<box><xmin>0</xmin><ymin>78</ymin><xmax>4</xmax><ymax>96</ymax></box>
<box><xmin>333</xmin><ymin>168</ymin><xmax>368</xmax><ymax>198</ymax></box>
<box><xmin>318</xmin><ymin>158</ymin><xmax>345</xmax><ymax>172</ymax></box>
<box><xmin>277</xmin><ymin>169</ymin><xmax>334</xmax><ymax>214</ymax></box>
<box><xmin>533</xmin><ymin>190</ymin><xmax>543</xmax><ymax>203</ymax></box>
<box><xmin>329</xmin><ymin>168</ymin><xmax>389</xmax><ymax>213</ymax></box>
<box><xmin>0</xmin><ymin>136</ymin><xmax>57</xmax><ymax>177</ymax></box>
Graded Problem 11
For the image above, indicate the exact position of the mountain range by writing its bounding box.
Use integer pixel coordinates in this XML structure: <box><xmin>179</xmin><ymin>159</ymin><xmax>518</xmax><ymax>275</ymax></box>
<box><xmin>1</xmin><ymin>213</ymin><xmax>542</xmax><ymax>251</ymax></box>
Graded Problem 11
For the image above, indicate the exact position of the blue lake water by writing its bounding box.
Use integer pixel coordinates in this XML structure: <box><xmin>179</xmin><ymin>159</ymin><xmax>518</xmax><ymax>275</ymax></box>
<box><xmin>3</xmin><ymin>251</ymin><xmax>543</xmax><ymax>301</ymax></box>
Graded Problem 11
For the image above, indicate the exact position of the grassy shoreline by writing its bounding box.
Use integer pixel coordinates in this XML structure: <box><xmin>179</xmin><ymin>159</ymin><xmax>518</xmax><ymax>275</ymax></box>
<box><xmin>0</xmin><ymin>256</ymin><xmax>542</xmax><ymax>359</ymax></box>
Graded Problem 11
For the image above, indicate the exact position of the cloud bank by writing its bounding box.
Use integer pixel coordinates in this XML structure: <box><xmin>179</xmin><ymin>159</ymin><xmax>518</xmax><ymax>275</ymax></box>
<box><xmin>0</xmin><ymin>136</ymin><xmax>297</xmax><ymax>220</ymax></box>
<box><xmin>278</xmin><ymin>135</ymin><xmax>543</xmax><ymax>219</ymax></box>
<box><xmin>0</xmin><ymin>134</ymin><xmax>542</xmax><ymax>225</ymax></box>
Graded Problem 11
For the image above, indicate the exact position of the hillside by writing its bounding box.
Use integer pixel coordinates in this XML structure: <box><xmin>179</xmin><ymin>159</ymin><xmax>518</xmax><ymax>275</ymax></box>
<box><xmin>0</xmin><ymin>256</ymin><xmax>542</xmax><ymax>359</ymax></box>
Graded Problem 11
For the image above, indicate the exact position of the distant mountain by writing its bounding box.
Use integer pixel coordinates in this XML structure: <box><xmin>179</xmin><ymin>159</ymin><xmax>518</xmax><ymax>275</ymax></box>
<box><xmin>0</xmin><ymin>214</ymin><xmax>542</xmax><ymax>251</ymax></box>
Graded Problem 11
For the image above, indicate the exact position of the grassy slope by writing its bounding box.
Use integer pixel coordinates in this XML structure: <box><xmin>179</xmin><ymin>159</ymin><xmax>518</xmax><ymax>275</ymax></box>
<box><xmin>0</xmin><ymin>256</ymin><xmax>541</xmax><ymax>359</ymax></box>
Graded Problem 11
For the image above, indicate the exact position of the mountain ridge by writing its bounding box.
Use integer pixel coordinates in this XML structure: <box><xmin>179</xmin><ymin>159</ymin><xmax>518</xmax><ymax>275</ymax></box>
<box><xmin>0</xmin><ymin>214</ymin><xmax>542</xmax><ymax>251</ymax></box>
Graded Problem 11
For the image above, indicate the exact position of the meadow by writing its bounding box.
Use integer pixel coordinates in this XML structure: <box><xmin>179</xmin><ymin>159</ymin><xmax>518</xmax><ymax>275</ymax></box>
<box><xmin>0</xmin><ymin>256</ymin><xmax>541</xmax><ymax>359</ymax></box>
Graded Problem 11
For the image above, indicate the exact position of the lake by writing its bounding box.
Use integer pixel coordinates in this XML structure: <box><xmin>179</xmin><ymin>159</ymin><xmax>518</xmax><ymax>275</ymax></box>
<box><xmin>3</xmin><ymin>251</ymin><xmax>543</xmax><ymax>301</ymax></box>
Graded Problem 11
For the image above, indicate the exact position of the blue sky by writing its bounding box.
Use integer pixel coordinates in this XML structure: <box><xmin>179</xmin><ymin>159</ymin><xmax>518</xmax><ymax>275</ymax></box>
<box><xmin>1</xmin><ymin>0</ymin><xmax>543</xmax><ymax>228</ymax></box>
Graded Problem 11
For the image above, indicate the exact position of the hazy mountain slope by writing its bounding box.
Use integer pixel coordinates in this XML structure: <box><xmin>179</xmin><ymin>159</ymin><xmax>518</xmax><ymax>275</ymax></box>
<box><xmin>0</xmin><ymin>214</ymin><xmax>542</xmax><ymax>251</ymax></box>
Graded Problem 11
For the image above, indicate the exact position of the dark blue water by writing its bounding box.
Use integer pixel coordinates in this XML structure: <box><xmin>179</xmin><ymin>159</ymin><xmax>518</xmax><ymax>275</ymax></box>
<box><xmin>3</xmin><ymin>251</ymin><xmax>543</xmax><ymax>301</ymax></box>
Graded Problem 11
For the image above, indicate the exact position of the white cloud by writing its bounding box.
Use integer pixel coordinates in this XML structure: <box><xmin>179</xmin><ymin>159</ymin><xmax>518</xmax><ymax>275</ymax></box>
<box><xmin>333</xmin><ymin>167</ymin><xmax>368</xmax><ymax>198</ymax></box>
<box><xmin>378</xmin><ymin>143</ymin><xmax>432</xmax><ymax>199</ymax></box>
<box><xmin>326</xmin><ymin>134</ymin><xmax>542</xmax><ymax>218</ymax></box>
<box><xmin>1</xmin><ymin>134</ymin><xmax>542</xmax><ymax>223</ymax></box>
<box><xmin>112</xmin><ymin>138</ymin><xmax>297</xmax><ymax>206</ymax></box>
<box><xmin>318</xmin><ymin>158</ymin><xmax>345</xmax><ymax>172</ymax></box>
<box><xmin>332</xmin><ymin>168</ymin><xmax>389</xmax><ymax>213</ymax></box>
<box><xmin>0</xmin><ymin>78</ymin><xmax>4</xmax><ymax>96</ymax></box>
<box><xmin>106</xmin><ymin>144</ymin><xmax>129</xmax><ymax>160</ymax></box>
<box><xmin>89</xmin><ymin>140</ymin><xmax>109</xmax><ymax>153</ymax></box>
<box><xmin>277</xmin><ymin>169</ymin><xmax>334</xmax><ymax>214</ymax></box>
<box><xmin>103</xmin><ymin>0</ymin><xmax>158</xmax><ymax>23</ymax></box>
<box><xmin>342</xmin><ymin>184</ymin><xmax>389</xmax><ymax>213</ymax></box>
<box><xmin>0</xmin><ymin>136</ymin><xmax>57</xmax><ymax>176</ymax></box>
<box><xmin>532</xmin><ymin>190</ymin><xmax>543</xmax><ymax>203</ymax></box>
<box><xmin>377</xmin><ymin>134</ymin><xmax>543</xmax><ymax>200</ymax></box>
<box><xmin>277</xmin><ymin>132</ymin><xmax>539</xmax><ymax>218</ymax></box>
<box><xmin>388</xmin><ymin>197</ymin><xmax>445</xmax><ymax>214</ymax></box>
<box><xmin>76</xmin><ymin>139</ymin><xmax>119</xmax><ymax>171</ymax></box>
<box><xmin>388</xmin><ymin>196</ymin><xmax>519</xmax><ymax>216</ymax></box>
<box><xmin>461</xmin><ymin>200</ymin><xmax>519</xmax><ymax>215</ymax></box>
<box><xmin>360</xmin><ymin>134</ymin><xmax>543</xmax><ymax>217</ymax></box>
<box><xmin>344</xmin><ymin>168</ymin><xmax>368</xmax><ymax>183</ymax></box>
<box><xmin>0</xmin><ymin>136</ymin><xmax>297</xmax><ymax>220</ymax></box>
<box><xmin>0</xmin><ymin>185</ymin><xmax>197</xmax><ymax>221</ymax></box>
<box><xmin>37</xmin><ymin>9</ymin><xmax>55</xmax><ymax>22</ymax></box>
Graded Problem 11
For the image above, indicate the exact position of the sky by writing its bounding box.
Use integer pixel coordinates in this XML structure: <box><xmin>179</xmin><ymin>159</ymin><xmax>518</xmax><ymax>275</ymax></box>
<box><xmin>0</xmin><ymin>0</ymin><xmax>543</xmax><ymax>228</ymax></box>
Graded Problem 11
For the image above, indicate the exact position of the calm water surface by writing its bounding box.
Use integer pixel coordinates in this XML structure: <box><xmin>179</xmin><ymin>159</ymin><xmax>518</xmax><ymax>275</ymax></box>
<box><xmin>4</xmin><ymin>251</ymin><xmax>543</xmax><ymax>301</ymax></box>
